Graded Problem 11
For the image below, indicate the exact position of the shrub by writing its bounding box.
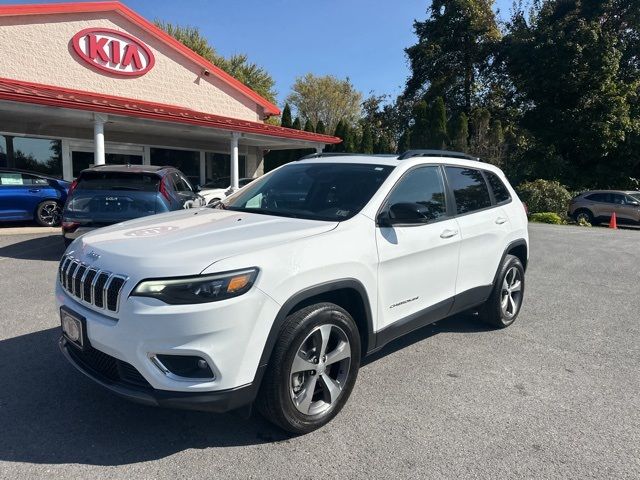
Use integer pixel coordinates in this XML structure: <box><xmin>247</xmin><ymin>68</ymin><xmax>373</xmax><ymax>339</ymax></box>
<box><xmin>516</xmin><ymin>179</ymin><xmax>572</xmax><ymax>216</ymax></box>
<box><xmin>529</xmin><ymin>212</ymin><xmax>564</xmax><ymax>224</ymax></box>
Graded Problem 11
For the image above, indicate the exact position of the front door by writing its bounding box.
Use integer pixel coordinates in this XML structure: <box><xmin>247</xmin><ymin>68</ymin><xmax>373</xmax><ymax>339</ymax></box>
<box><xmin>375</xmin><ymin>165</ymin><xmax>460</xmax><ymax>331</ymax></box>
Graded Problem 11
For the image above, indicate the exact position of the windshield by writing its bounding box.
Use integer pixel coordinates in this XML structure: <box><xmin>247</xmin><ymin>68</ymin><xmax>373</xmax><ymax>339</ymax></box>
<box><xmin>76</xmin><ymin>171</ymin><xmax>161</xmax><ymax>191</ymax></box>
<box><xmin>221</xmin><ymin>162</ymin><xmax>394</xmax><ymax>221</ymax></box>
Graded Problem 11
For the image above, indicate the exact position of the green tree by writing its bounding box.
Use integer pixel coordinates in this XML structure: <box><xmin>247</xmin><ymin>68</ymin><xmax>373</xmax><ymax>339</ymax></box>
<box><xmin>303</xmin><ymin>119</ymin><xmax>315</xmax><ymax>133</ymax></box>
<box><xmin>333</xmin><ymin>120</ymin><xmax>348</xmax><ymax>152</ymax></box>
<box><xmin>428</xmin><ymin>96</ymin><xmax>448</xmax><ymax>148</ymax></box>
<box><xmin>449</xmin><ymin>112</ymin><xmax>469</xmax><ymax>151</ymax></box>
<box><xmin>287</xmin><ymin>74</ymin><xmax>362</xmax><ymax>134</ymax></box>
<box><xmin>409</xmin><ymin>100</ymin><xmax>430</xmax><ymax>148</ymax></box>
<box><xmin>404</xmin><ymin>0</ymin><xmax>500</xmax><ymax>113</ymax></box>
<box><xmin>156</xmin><ymin>21</ymin><xmax>277</xmax><ymax>103</ymax></box>
<box><xmin>280</xmin><ymin>103</ymin><xmax>293</xmax><ymax>128</ymax></box>
<box><xmin>315</xmin><ymin>120</ymin><xmax>326</xmax><ymax>135</ymax></box>
<box><xmin>502</xmin><ymin>0</ymin><xmax>640</xmax><ymax>186</ymax></box>
<box><xmin>292</xmin><ymin>117</ymin><xmax>302</xmax><ymax>130</ymax></box>
<box><xmin>360</xmin><ymin>125</ymin><xmax>374</xmax><ymax>153</ymax></box>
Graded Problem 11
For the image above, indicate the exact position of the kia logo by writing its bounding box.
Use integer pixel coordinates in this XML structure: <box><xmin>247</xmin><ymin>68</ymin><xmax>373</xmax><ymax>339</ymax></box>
<box><xmin>72</xmin><ymin>27</ymin><xmax>155</xmax><ymax>77</ymax></box>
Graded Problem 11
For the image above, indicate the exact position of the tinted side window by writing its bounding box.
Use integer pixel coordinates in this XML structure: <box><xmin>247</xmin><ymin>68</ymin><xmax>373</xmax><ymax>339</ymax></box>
<box><xmin>385</xmin><ymin>166</ymin><xmax>447</xmax><ymax>222</ymax></box>
<box><xmin>611</xmin><ymin>194</ymin><xmax>626</xmax><ymax>205</ymax></box>
<box><xmin>445</xmin><ymin>167</ymin><xmax>492</xmax><ymax>214</ymax></box>
<box><xmin>486</xmin><ymin>171</ymin><xmax>511</xmax><ymax>203</ymax></box>
<box><xmin>171</xmin><ymin>173</ymin><xmax>191</xmax><ymax>193</ymax></box>
<box><xmin>586</xmin><ymin>193</ymin><xmax>609</xmax><ymax>202</ymax></box>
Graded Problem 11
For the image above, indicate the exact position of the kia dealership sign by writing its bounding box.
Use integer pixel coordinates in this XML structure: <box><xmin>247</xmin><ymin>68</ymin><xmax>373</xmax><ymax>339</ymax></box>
<box><xmin>72</xmin><ymin>28</ymin><xmax>155</xmax><ymax>76</ymax></box>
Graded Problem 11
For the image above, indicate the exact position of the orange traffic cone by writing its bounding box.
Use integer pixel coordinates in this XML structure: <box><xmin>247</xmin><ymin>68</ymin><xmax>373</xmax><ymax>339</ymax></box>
<box><xmin>609</xmin><ymin>212</ymin><xmax>618</xmax><ymax>229</ymax></box>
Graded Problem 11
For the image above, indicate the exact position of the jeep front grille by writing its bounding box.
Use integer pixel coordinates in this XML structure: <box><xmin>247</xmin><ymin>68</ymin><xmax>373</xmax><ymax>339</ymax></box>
<box><xmin>59</xmin><ymin>255</ymin><xmax>127</xmax><ymax>313</ymax></box>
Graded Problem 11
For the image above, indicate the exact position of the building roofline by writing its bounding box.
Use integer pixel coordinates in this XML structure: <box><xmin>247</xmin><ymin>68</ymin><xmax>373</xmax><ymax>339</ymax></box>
<box><xmin>0</xmin><ymin>77</ymin><xmax>341</xmax><ymax>144</ymax></box>
<box><xmin>0</xmin><ymin>1</ymin><xmax>281</xmax><ymax>117</ymax></box>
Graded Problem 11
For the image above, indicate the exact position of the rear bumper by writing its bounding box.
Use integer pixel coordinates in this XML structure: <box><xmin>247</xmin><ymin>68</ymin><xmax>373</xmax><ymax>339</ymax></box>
<box><xmin>59</xmin><ymin>337</ymin><xmax>261</xmax><ymax>412</ymax></box>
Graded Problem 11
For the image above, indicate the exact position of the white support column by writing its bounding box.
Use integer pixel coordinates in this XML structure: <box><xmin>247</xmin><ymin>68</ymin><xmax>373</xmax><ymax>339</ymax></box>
<box><xmin>61</xmin><ymin>138</ymin><xmax>72</xmax><ymax>181</ymax></box>
<box><xmin>315</xmin><ymin>144</ymin><xmax>324</xmax><ymax>154</ymax></box>
<box><xmin>143</xmin><ymin>146</ymin><xmax>151</xmax><ymax>165</ymax></box>
<box><xmin>199</xmin><ymin>151</ymin><xmax>206</xmax><ymax>186</ymax></box>
<box><xmin>93</xmin><ymin>113</ymin><xmax>108</xmax><ymax>166</ymax></box>
<box><xmin>230</xmin><ymin>132</ymin><xmax>241</xmax><ymax>190</ymax></box>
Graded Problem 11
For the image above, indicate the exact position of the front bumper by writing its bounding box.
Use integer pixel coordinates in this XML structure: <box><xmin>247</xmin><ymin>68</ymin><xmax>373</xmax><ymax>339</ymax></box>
<box><xmin>60</xmin><ymin>337</ymin><xmax>261</xmax><ymax>412</ymax></box>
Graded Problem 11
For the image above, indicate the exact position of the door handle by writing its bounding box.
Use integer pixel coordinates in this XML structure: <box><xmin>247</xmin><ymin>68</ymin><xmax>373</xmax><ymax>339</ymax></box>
<box><xmin>495</xmin><ymin>217</ymin><xmax>508</xmax><ymax>225</ymax></box>
<box><xmin>28</xmin><ymin>189</ymin><xmax>41</xmax><ymax>193</ymax></box>
<box><xmin>440</xmin><ymin>229</ymin><xmax>458</xmax><ymax>239</ymax></box>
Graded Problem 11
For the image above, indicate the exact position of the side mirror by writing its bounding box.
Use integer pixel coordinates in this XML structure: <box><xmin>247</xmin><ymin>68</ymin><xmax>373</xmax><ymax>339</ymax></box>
<box><xmin>378</xmin><ymin>203</ymin><xmax>429</xmax><ymax>226</ymax></box>
<box><xmin>628</xmin><ymin>200</ymin><xmax>640</xmax><ymax>206</ymax></box>
<box><xmin>193</xmin><ymin>184</ymin><xmax>202</xmax><ymax>193</ymax></box>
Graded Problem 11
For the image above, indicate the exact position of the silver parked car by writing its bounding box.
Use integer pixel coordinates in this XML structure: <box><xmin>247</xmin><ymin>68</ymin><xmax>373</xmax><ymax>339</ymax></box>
<box><xmin>568</xmin><ymin>190</ymin><xmax>640</xmax><ymax>225</ymax></box>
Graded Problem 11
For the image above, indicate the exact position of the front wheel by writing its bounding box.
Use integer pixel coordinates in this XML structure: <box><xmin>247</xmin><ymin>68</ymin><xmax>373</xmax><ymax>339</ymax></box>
<box><xmin>257</xmin><ymin>303</ymin><xmax>361</xmax><ymax>434</ymax></box>
<box><xmin>35</xmin><ymin>200</ymin><xmax>62</xmax><ymax>227</ymax></box>
<box><xmin>479</xmin><ymin>254</ymin><xmax>525</xmax><ymax>328</ymax></box>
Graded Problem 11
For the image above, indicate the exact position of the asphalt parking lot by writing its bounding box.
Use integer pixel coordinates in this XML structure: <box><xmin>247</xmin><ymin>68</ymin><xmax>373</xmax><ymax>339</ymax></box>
<box><xmin>0</xmin><ymin>223</ymin><xmax>638</xmax><ymax>479</ymax></box>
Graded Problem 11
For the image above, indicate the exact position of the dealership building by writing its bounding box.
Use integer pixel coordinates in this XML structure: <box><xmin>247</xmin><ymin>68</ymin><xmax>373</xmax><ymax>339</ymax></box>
<box><xmin>0</xmin><ymin>1</ymin><xmax>340</xmax><ymax>186</ymax></box>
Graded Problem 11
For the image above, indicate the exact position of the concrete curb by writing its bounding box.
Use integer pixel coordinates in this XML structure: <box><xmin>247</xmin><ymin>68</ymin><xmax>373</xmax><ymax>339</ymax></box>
<box><xmin>0</xmin><ymin>226</ymin><xmax>60</xmax><ymax>235</ymax></box>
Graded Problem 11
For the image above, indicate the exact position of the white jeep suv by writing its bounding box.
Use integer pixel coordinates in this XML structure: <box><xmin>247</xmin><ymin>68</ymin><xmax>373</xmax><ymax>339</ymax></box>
<box><xmin>57</xmin><ymin>150</ymin><xmax>529</xmax><ymax>434</ymax></box>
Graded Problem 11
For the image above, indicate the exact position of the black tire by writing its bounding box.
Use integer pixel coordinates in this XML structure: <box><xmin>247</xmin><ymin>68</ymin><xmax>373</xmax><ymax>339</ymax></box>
<box><xmin>35</xmin><ymin>200</ymin><xmax>62</xmax><ymax>227</ymax></box>
<box><xmin>479</xmin><ymin>254</ymin><xmax>525</xmax><ymax>328</ymax></box>
<box><xmin>573</xmin><ymin>209</ymin><xmax>593</xmax><ymax>225</ymax></box>
<box><xmin>256</xmin><ymin>302</ymin><xmax>361</xmax><ymax>434</ymax></box>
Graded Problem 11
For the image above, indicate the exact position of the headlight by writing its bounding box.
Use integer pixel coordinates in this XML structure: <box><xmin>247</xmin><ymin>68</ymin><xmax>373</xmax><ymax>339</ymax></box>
<box><xmin>131</xmin><ymin>268</ymin><xmax>258</xmax><ymax>304</ymax></box>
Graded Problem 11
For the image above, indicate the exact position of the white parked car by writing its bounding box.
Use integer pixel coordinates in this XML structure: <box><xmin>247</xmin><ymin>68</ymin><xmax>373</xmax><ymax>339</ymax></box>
<box><xmin>57</xmin><ymin>150</ymin><xmax>529</xmax><ymax>434</ymax></box>
<box><xmin>198</xmin><ymin>176</ymin><xmax>254</xmax><ymax>205</ymax></box>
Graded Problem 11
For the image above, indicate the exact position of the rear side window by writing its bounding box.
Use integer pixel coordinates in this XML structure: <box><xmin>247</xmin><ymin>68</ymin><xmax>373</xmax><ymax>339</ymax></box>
<box><xmin>385</xmin><ymin>166</ymin><xmax>447</xmax><ymax>222</ymax></box>
<box><xmin>585</xmin><ymin>193</ymin><xmax>609</xmax><ymax>203</ymax></box>
<box><xmin>445</xmin><ymin>167</ymin><xmax>492</xmax><ymax>214</ymax></box>
<box><xmin>486</xmin><ymin>171</ymin><xmax>511</xmax><ymax>203</ymax></box>
<box><xmin>0</xmin><ymin>172</ymin><xmax>48</xmax><ymax>186</ymax></box>
<box><xmin>76</xmin><ymin>171</ymin><xmax>161</xmax><ymax>192</ymax></box>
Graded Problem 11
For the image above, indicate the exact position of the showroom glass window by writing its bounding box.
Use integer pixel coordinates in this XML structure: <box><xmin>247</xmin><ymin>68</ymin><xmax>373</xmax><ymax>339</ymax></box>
<box><xmin>72</xmin><ymin>152</ymin><xmax>143</xmax><ymax>178</ymax></box>
<box><xmin>0</xmin><ymin>134</ymin><xmax>62</xmax><ymax>177</ymax></box>
<box><xmin>205</xmin><ymin>152</ymin><xmax>246</xmax><ymax>183</ymax></box>
<box><xmin>151</xmin><ymin>148</ymin><xmax>199</xmax><ymax>185</ymax></box>
<box><xmin>445</xmin><ymin>167</ymin><xmax>492</xmax><ymax>214</ymax></box>
<box><xmin>385</xmin><ymin>166</ymin><xmax>448</xmax><ymax>222</ymax></box>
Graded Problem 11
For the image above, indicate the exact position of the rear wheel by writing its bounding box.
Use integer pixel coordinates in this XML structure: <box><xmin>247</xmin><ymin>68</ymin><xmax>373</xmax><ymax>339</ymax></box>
<box><xmin>479</xmin><ymin>254</ymin><xmax>525</xmax><ymax>328</ymax></box>
<box><xmin>257</xmin><ymin>302</ymin><xmax>361</xmax><ymax>434</ymax></box>
<box><xmin>35</xmin><ymin>200</ymin><xmax>62</xmax><ymax>227</ymax></box>
<box><xmin>573</xmin><ymin>209</ymin><xmax>593</xmax><ymax>225</ymax></box>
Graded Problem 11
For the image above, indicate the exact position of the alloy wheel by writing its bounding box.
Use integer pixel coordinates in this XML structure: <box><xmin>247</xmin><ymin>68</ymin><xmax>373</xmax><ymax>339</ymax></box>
<box><xmin>500</xmin><ymin>266</ymin><xmax>523</xmax><ymax>318</ymax></box>
<box><xmin>39</xmin><ymin>202</ymin><xmax>61</xmax><ymax>226</ymax></box>
<box><xmin>289</xmin><ymin>324</ymin><xmax>351</xmax><ymax>416</ymax></box>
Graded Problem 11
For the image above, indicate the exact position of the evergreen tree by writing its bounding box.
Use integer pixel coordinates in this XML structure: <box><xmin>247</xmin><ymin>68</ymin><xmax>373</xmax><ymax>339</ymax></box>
<box><xmin>449</xmin><ymin>112</ymin><xmax>469</xmax><ymax>151</ymax></box>
<box><xmin>404</xmin><ymin>0</ymin><xmax>500</xmax><ymax>113</ymax></box>
<box><xmin>428</xmin><ymin>97</ymin><xmax>448</xmax><ymax>148</ymax></box>
<box><xmin>410</xmin><ymin>100</ymin><xmax>430</xmax><ymax>148</ymax></box>
<box><xmin>303</xmin><ymin>119</ymin><xmax>315</xmax><ymax>133</ymax></box>
<box><xmin>360</xmin><ymin>125</ymin><xmax>374</xmax><ymax>153</ymax></box>
<box><xmin>292</xmin><ymin>117</ymin><xmax>302</xmax><ymax>130</ymax></box>
<box><xmin>333</xmin><ymin>120</ymin><xmax>347</xmax><ymax>152</ymax></box>
<box><xmin>315</xmin><ymin>120</ymin><xmax>326</xmax><ymax>135</ymax></box>
<box><xmin>280</xmin><ymin>103</ymin><xmax>293</xmax><ymax>128</ymax></box>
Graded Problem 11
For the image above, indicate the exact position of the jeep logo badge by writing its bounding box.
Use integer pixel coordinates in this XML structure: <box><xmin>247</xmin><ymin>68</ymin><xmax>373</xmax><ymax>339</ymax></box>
<box><xmin>71</xmin><ymin>27</ymin><xmax>155</xmax><ymax>77</ymax></box>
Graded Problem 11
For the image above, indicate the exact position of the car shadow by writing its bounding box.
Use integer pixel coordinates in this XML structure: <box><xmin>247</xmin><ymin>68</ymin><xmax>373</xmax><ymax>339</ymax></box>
<box><xmin>0</xmin><ymin>315</ymin><xmax>492</xmax><ymax>466</ymax></box>
<box><xmin>0</xmin><ymin>327</ymin><xmax>290</xmax><ymax>467</ymax></box>
<box><xmin>363</xmin><ymin>312</ymin><xmax>494</xmax><ymax>366</ymax></box>
<box><xmin>0</xmin><ymin>235</ymin><xmax>65</xmax><ymax>261</ymax></box>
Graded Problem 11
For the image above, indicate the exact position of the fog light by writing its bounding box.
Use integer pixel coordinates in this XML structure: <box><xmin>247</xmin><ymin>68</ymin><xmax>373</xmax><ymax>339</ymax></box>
<box><xmin>152</xmin><ymin>354</ymin><xmax>215</xmax><ymax>380</ymax></box>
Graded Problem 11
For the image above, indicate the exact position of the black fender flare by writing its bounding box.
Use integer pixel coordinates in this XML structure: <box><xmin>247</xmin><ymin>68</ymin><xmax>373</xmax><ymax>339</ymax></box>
<box><xmin>492</xmin><ymin>239</ymin><xmax>528</xmax><ymax>287</ymax></box>
<box><xmin>250</xmin><ymin>278</ymin><xmax>375</xmax><ymax>394</ymax></box>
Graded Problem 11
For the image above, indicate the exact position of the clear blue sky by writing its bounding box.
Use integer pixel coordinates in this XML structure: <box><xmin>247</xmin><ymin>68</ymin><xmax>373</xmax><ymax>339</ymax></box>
<box><xmin>2</xmin><ymin>0</ymin><xmax>513</xmax><ymax>107</ymax></box>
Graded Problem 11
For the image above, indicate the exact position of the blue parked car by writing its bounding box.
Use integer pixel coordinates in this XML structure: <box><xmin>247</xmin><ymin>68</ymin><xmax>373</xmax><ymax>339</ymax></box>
<box><xmin>62</xmin><ymin>165</ymin><xmax>205</xmax><ymax>246</ymax></box>
<box><xmin>0</xmin><ymin>168</ymin><xmax>70</xmax><ymax>226</ymax></box>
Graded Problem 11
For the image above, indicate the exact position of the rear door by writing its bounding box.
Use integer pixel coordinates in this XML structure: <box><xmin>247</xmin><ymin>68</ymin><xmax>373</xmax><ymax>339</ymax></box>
<box><xmin>170</xmin><ymin>172</ymin><xmax>201</xmax><ymax>209</ymax></box>
<box><xmin>0</xmin><ymin>171</ymin><xmax>47</xmax><ymax>220</ymax></box>
<box><xmin>445</xmin><ymin>166</ymin><xmax>511</xmax><ymax>300</ymax></box>
<box><xmin>376</xmin><ymin>165</ymin><xmax>461</xmax><ymax>330</ymax></box>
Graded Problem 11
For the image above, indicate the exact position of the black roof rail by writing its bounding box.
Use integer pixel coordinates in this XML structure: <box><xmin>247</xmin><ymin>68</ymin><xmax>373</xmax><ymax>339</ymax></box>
<box><xmin>397</xmin><ymin>149</ymin><xmax>480</xmax><ymax>161</ymax></box>
<box><xmin>298</xmin><ymin>152</ymin><xmax>398</xmax><ymax>160</ymax></box>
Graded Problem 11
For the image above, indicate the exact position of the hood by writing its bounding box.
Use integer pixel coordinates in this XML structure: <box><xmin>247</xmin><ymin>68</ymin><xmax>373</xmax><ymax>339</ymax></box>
<box><xmin>67</xmin><ymin>208</ymin><xmax>338</xmax><ymax>276</ymax></box>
